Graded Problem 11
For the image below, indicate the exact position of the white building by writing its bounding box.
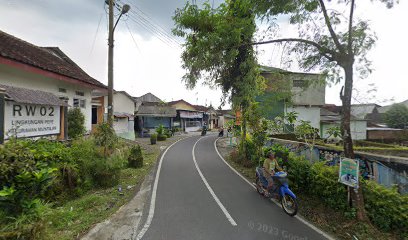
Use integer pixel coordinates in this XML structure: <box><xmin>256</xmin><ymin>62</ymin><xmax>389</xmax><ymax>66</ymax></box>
<box><xmin>0</xmin><ymin>30</ymin><xmax>106</xmax><ymax>136</ymax></box>
<box><xmin>259</xmin><ymin>66</ymin><xmax>325</xmax><ymax>132</ymax></box>
<box><xmin>320</xmin><ymin>108</ymin><xmax>367</xmax><ymax>140</ymax></box>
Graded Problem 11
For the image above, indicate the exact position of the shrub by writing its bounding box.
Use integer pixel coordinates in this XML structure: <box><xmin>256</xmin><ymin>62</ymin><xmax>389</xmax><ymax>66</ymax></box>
<box><xmin>150</xmin><ymin>134</ymin><xmax>157</xmax><ymax>145</ymax></box>
<box><xmin>265</xmin><ymin>144</ymin><xmax>290</xmax><ymax>162</ymax></box>
<box><xmin>93</xmin><ymin>122</ymin><xmax>118</xmax><ymax>157</ymax></box>
<box><xmin>67</xmin><ymin>108</ymin><xmax>86</xmax><ymax>139</ymax></box>
<box><xmin>384</xmin><ymin>103</ymin><xmax>408</xmax><ymax>129</ymax></box>
<box><xmin>284</xmin><ymin>153</ymin><xmax>311</xmax><ymax>193</ymax></box>
<box><xmin>164</xmin><ymin>128</ymin><xmax>172</xmax><ymax>138</ymax></box>
<box><xmin>363</xmin><ymin>180</ymin><xmax>408</xmax><ymax>233</ymax></box>
<box><xmin>309</xmin><ymin>162</ymin><xmax>349</xmax><ymax>211</ymax></box>
<box><xmin>156</xmin><ymin>124</ymin><xmax>165</xmax><ymax>135</ymax></box>
<box><xmin>157</xmin><ymin>134</ymin><xmax>167</xmax><ymax>141</ymax></box>
<box><xmin>0</xmin><ymin>140</ymin><xmax>58</xmax><ymax>215</ymax></box>
<box><xmin>128</xmin><ymin>145</ymin><xmax>143</xmax><ymax>168</ymax></box>
<box><xmin>92</xmin><ymin>154</ymin><xmax>124</xmax><ymax>187</ymax></box>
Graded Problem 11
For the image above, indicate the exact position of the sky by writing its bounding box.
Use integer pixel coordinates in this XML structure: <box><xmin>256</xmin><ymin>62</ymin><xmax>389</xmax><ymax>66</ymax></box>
<box><xmin>0</xmin><ymin>0</ymin><xmax>406</xmax><ymax>108</ymax></box>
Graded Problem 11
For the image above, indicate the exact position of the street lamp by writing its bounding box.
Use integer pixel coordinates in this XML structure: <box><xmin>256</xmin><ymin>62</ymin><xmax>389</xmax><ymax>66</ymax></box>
<box><xmin>107</xmin><ymin>0</ymin><xmax>130</xmax><ymax>126</ymax></box>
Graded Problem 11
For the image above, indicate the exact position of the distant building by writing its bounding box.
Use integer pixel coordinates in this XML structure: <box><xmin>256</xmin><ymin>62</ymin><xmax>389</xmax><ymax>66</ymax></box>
<box><xmin>320</xmin><ymin>106</ymin><xmax>367</xmax><ymax>140</ymax></box>
<box><xmin>168</xmin><ymin>99</ymin><xmax>204</xmax><ymax>132</ymax></box>
<box><xmin>217</xmin><ymin>109</ymin><xmax>236</xmax><ymax>128</ymax></box>
<box><xmin>351</xmin><ymin>103</ymin><xmax>383</xmax><ymax>125</ymax></box>
<box><xmin>135</xmin><ymin>102</ymin><xmax>177</xmax><ymax>134</ymax></box>
<box><xmin>258</xmin><ymin>66</ymin><xmax>325</xmax><ymax>132</ymax></box>
<box><xmin>0</xmin><ymin>30</ymin><xmax>106</xmax><ymax>141</ymax></box>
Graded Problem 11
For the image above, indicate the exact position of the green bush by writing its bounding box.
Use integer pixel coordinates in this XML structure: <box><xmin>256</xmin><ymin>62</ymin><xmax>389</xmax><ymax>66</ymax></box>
<box><xmin>264</xmin><ymin>144</ymin><xmax>290</xmax><ymax>161</ymax></box>
<box><xmin>164</xmin><ymin>128</ymin><xmax>172</xmax><ymax>138</ymax></box>
<box><xmin>67</xmin><ymin>108</ymin><xmax>86</xmax><ymax>139</ymax></box>
<box><xmin>283</xmin><ymin>153</ymin><xmax>311</xmax><ymax>193</ymax></box>
<box><xmin>363</xmin><ymin>180</ymin><xmax>408</xmax><ymax>233</ymax></box>
<box><xmin>92</xmin><ymin>154</ymin><xmax>123</xmax><ymax>187</ymax></box>
<box><xmin>150</xmin><ymin>134</ymin><xmax>157</xmax><ymax>145</ymax></box>
<box><xmin>128</xmin><ymin>145</ymin><xmax>143</xmax><ymax>168</ymax></box>
<box><xmin>239</xmin><ymin>136</ymin><xmax>258</xmax><ymax>164</ymax></box>
<box><xmin>157</xmin><ymin>134</ymin><xmax>167</xmax><ymax>141</ymax></box>
<box><xmin>156</xmin><ymin>124</ymin><xmax>165</xmax><ymax>135</ymax></box>
<box><xmin>0</xmin><ymin>140</ymin><xmax>59</xmax><ymax>215</ymax></box>
<box><xmin>93</xmin><ymin>122</ymin><xmax>118</xmax><ymax>157</ymax></box>
<box><xmin>309</xmin><ymin>162</ymin><xmax>349</xmax><ymax>211</ymax></box>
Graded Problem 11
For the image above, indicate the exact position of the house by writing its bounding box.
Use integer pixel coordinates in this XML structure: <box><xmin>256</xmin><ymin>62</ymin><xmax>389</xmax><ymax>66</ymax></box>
<box><xmin>217</xmin><ymin>109</ymin><xmax>236</xmax><ymax>128</ymax></box>
<box><xmin>320</xmin><ymin>106</ymin><xmax>367</xmax><ymax>140</ymax></box>
<box><xmin>168</xmin><ymin>99</ymin><xmax>204</xmax><ymax>132</ymax></box>
<box><xmin>258</xmin><ymin>66</ymin><xmax>325</xmax><ymax>132</ymax></box>
<box><xmin>135</xmin><ymin>102</ymin><xmax>177</xmax><ymax>135</ymax></box>
<box><xmin>134</xmin><ymin>92</ymin><xmax>162</xmax><ymax>111</ymax></box>
<box><xmin>0</xmin><ymin>30</ymin><xmax>107</xmax><ymax>140</ymax></box>
<box><xmin>206</xmin><ymin>106</ymin><xmax>219</xmax><ymax>129</ymax></box>
<box><xmin>351</xmin><ymin>103</ymin><xmax>383</xmax><ymax>125</ymax></box>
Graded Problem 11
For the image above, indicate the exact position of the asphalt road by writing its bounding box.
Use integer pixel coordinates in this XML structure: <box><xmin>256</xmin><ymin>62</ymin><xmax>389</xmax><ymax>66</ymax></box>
<box><xmin>139</xmin><ymin>135</ymin><xmax>331</xmax><ymax>240</ymax></box>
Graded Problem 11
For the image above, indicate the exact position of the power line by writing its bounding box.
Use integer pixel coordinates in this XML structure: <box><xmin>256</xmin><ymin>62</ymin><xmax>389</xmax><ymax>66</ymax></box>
<box><xmin>125</xmin><ymin>20</ymin><xmax>142</xmax><ymax>54</ymax></box>
<box><xmin>89</xmin><ymin>13</ymin><xmax>104</xmax><ymax>57</ymax></box>
<box><xmin>117</xmin><ymin>0</ymin><xmax>181</xmax><ymax>48</ymax></box>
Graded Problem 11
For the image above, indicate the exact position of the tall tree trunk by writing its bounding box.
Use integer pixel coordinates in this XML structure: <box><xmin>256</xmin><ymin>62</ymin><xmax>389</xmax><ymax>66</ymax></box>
<box><xmin>241</xmin><ymin>104</ymin><xmax>247</xmax><ymax>157</ymax></box>
<box><xmin>341</xmin><ymin>62</ymin><xmax>368</xmax><ymax>222</ymax></box>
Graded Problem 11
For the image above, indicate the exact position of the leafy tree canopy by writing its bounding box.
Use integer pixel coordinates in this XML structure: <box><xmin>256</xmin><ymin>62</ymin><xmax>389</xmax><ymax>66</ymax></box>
<box><xmin>173</xmin><ymin>0</ymin><xmax>264</xmax><ymax>108</ymax></box>
<box><xmin>384</xmin><ymin>104</ymin><xmax>408</xmax><ymax>129</ymax></box>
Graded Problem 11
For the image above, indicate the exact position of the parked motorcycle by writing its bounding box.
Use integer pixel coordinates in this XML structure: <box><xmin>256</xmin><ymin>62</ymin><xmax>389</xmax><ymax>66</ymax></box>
<box><xmin>255</xmin><ymin>167</ymin><xmax>298</xmax><ymax>216</ymax></box>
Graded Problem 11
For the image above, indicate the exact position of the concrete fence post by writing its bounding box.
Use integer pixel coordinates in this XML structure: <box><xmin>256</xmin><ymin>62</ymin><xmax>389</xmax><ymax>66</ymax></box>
<box><xmin>0</xmin><ymin>88</ymin><xmax>5</xmax><ymax>144</ymax></box>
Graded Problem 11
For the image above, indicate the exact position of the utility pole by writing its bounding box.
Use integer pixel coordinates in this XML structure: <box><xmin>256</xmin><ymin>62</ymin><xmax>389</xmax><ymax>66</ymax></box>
<box><xmin>107</xmin><ymin>0</ymin><xmax>114</xmax><ymax>126</ymax></box>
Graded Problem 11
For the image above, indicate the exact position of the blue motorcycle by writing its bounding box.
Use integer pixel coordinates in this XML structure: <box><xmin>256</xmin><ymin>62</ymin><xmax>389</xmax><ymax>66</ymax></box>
<box><xmin>255</xmin><ymin>167</ymin><xmax>298</xmax><ymax>216</ymax></box>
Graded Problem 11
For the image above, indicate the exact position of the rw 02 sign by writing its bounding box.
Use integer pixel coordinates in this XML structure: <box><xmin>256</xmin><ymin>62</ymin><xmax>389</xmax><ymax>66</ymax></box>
<box><xmin>4</xmin><ymin>102</ymin><xmax>61</xmax><ymax>139</ymax></box>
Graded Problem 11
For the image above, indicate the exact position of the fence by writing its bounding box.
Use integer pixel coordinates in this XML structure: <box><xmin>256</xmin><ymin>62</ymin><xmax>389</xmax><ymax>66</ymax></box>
<box><xmin>267</xmin><ymin>138</ymin><xmax>408</xmax><ymax>194</ymax></box>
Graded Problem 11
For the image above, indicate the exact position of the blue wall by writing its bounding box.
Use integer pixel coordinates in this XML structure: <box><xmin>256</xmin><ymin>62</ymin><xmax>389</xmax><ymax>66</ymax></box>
<box><xmin>143</xmin><ymin>117</ymin><xmax>171</xmax><ymax>128</ymax></box>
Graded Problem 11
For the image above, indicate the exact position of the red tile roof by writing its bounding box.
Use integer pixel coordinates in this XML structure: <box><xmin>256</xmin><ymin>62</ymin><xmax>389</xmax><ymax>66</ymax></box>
<box><xmin>0</xmin><ymin>30</ymin><xmax>106</xmax><ymax>89</ymax></box>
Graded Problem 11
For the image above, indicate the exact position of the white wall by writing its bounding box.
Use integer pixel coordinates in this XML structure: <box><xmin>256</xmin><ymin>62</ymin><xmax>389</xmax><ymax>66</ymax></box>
<box><xmin>321</xmin><ymin>121</ymin><xmax>367</xmax><ymax>140</ymax></box>
<box><xmin>350</xmin><ymin>121</ymin><xmax>367</xmax><ymax>140</ymax></box>
<box><xmin>113</xmin><ymin>118</ymin><xmax>129</xmax><ymax>133</ymax></box>
<box><xmin>0</xmin><ymin>64</ymin><xmax>95</xmax><ymax>132</ymax></box>
<box><xmin>290</xmin><ymin>74</ymin><xmax>325</xmax><ymax>106</ymax></box>
<box><xmin>287</xmin><ymin>106</ymin><xmax>321</xmax><ymax>131</ymax></box>
<box><xmin>109</xmin><ymin>92</ymin><xmax>135</xmax><ymax>114</ymax></box>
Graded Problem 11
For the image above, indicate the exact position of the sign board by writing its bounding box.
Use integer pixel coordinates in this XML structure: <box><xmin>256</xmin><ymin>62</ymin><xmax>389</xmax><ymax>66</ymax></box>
<box><xmin>4</xmin><ymin>102</ymin><xmax>60</xmax><ymax>139</ymax></box>
<box><xmin>180</xmin><ymin>111</ymin><xmax>203</xmax><ymax>119</ymax></box>
<box><xmin>339</xmin><ymin>158</ymin><xmax>359</xmax><ymax>188</ymax></box>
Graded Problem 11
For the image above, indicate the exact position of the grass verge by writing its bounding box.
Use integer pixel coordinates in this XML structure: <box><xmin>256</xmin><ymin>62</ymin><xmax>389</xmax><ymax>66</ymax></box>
<box><xmin>40</xmin><ymin>136</ymin><xmax>185</xmax><ymax>240</ymax></box>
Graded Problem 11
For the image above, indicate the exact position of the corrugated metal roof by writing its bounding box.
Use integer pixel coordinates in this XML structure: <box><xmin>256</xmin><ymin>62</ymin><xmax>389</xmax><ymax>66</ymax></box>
<box><xmin>136</xmin><ymin>105</ymin><xmax>177</xmax><ymax>117</ymax></box>
<box><xmin>1</xmin><ymin>84</ymin><xmax>68</xmax><ymax>106</ymax></box>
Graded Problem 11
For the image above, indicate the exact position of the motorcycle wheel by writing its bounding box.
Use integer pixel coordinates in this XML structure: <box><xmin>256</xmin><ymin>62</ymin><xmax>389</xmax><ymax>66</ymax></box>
<box><xmin>281</xmin><ymin>194</ymin><xmax>298</xmax><ymax>216</ymax></box>
<box><xmin>255</xmin><ymin>177</ymin><xmax>265</xmax><ymax>196</ymax></box>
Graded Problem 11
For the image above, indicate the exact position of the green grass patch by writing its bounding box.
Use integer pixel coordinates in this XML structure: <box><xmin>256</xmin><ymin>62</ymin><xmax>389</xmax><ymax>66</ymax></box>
<box><xmin>42</xmin><ymin>151</ymin><xmax>159</xmax><ymax>240</ymax></box>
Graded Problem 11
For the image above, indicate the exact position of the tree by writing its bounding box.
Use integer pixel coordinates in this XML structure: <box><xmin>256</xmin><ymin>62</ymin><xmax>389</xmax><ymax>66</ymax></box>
<box><xmin>384</xmin><ymin>104</ymin><xmax>408</xmax><ymax>129</ymax></box>
<box><xmin>250</xmin><ymin>0</ymin><xmax>397</xmax><ymax>221</ymax></box>
<box><xmin>173</xmin><ymin>0</ymin><xmax>265</xmax><ymax>155</ymax></box>
<box><xmin>67</xmin><ymin>108</ymin><xmax>86</xmax><ymax>139</ymax></box>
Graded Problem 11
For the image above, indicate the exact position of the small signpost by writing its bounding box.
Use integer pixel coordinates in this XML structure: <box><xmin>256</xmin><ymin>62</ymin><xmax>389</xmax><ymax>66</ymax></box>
<box><xmin>339</xmin><ymin>158</ymin><xmax>359</xmax><ymax>188</ymax></box>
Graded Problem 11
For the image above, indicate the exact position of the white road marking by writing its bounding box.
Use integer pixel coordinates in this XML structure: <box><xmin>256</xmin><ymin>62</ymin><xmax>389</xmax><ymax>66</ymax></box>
<box><xmin>214</xmin><ymin>137</ymin><xmax>336</xmax><ymax>240</ymax></box>
<box><xmin>192</xmin><ymin>137</ymin><xmax>238</xmax><ymax>226</ymax></box>
<box><xmin>135</xmin><ymin>137</ymin><xmax>187</xmax><ymax>240</ymax></box>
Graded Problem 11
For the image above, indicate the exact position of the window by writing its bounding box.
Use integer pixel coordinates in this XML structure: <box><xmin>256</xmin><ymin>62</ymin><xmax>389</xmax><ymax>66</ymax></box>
<box><xmin>75</xmin><ymin>91</ymin><xmax>85</xmax><ymax>96</ymax></box>
<box><xmin>58</xmin><ymin>88</ymin><xmax>67</xmax><ymax>93</ymax></box>
<box><xmin>293</xmin><ymin>80</ymin><xmax>306</xmax><ymax>88</ymax></box>
<box><xmin>73</xmin><ymin>98</ymin><xmax>86</xmax><ymax>108</ymax></box>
